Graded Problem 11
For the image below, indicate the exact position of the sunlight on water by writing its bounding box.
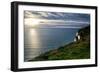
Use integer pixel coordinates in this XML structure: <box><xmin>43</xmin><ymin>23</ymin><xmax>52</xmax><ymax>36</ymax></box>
<box><xmin>29</xmin><ymin>29</ymin><xmax>40</xmax><ymax>48</ymax></box>
<box><xmin>24</xmin><ymin>28</ymin><xmax>43</xmax><ymax>61</ymax></box>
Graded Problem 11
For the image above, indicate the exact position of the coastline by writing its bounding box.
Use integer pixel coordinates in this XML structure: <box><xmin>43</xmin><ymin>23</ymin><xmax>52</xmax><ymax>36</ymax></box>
<box><xmin>28</xmin><ymin>26</ymin><xmax>90</xmax><ymax>61</ymax></box>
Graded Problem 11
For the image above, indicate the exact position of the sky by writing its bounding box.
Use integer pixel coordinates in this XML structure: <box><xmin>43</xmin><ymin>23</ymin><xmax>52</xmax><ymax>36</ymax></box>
<box><xmin>24</xmin><ymin>11</ymin><xmax>90</xmax><ymax>28</ymax></box>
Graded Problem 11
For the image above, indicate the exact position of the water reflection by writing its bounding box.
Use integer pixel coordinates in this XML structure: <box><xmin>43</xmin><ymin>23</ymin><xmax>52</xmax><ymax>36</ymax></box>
<box><xmin>24</xmin><ymin>28</ymin><xmax>42</xmax><ymax>61</ymax></box>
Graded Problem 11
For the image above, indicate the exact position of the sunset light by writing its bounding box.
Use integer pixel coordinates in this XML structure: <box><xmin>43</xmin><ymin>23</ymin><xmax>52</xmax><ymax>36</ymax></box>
<box><xmin>25</xmin><ymin>18</ymin><xmax>41</xmax><ymax>26</ymax></box>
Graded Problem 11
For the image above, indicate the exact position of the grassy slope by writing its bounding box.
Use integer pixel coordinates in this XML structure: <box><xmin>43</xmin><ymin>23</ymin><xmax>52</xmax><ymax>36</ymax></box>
<box><xmin>29</xmin><ymin>26</ymin><xmax>90</xmax><ymax>61</ymax></box>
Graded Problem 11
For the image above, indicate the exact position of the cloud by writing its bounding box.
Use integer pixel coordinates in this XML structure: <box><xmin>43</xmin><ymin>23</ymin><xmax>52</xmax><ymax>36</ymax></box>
<box><xmin>49</xmin><ymin>20</ymin><xmax>89</xmax><ymax>24</ymax></box>
<box><xmin>24</xmin><ymin>11</ymin><xmax>42</xmax><ymax>18</ymax></box>
<box><xmin>38</xmin><ymin>19</ymin><xmax>89</xmax><ymax>28</ymax></box>
<box><xmin>24</xmin><ymin>11</ymin><xmax>90</xmax><ymax>28</ymax></box>
<box><xmin>25</xmin><ymin>11</ymin><xmax>90</xmax><ymax>22</ymax></box>
<box><xmin>37</xmin><ymin>12</ymin><xmax>49</xmax><ymax>17</ymax></box>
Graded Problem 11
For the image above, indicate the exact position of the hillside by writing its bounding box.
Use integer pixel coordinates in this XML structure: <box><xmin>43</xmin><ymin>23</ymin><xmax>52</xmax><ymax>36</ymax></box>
<box><xmin>29</xmin><ymin>26</ymin><xmax>90</xmax><ymax>61</ymax></box>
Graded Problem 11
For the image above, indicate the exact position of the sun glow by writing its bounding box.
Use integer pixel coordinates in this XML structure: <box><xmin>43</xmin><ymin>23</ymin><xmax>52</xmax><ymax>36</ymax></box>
<box><xmin>25</xmin><ymin>18</ymin><xmax>41</xmax><ymax>26</ymax></box>
<box><xmin>25</xmin><ymin>18</ymin><xmax>49</xmax><ymax>27</ymax></box>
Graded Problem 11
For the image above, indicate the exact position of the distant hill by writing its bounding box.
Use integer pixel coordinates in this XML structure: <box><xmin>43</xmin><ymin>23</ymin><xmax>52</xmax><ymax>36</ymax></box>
<box><xmin>29</xmin><ymin>26</ymin><xmax>90</xmax><ymax>61</ymax></box>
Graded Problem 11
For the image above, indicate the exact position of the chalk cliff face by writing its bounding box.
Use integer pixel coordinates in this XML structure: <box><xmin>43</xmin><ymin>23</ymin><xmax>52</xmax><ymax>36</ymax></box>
<box><xmin>74</xmin><ymin>32</ymin><xmax>81</xmax><ymax>42</ymax></box>
<box><xmin>74</xmin><ymin>26</ymin><xmax>90</xmax><ymax>42</ymax></box>
<box><xmin>29</xmin><ymin>25</ymin><xmax>90</xmax><ymax>61</ymax></box>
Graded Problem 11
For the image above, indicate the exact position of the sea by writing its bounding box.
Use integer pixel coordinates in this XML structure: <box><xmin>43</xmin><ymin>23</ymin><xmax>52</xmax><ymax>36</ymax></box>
<box><xmin>24</xmin><ymin>27</ymin><xmax>79</xmax><ymax>61</ymax></box>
